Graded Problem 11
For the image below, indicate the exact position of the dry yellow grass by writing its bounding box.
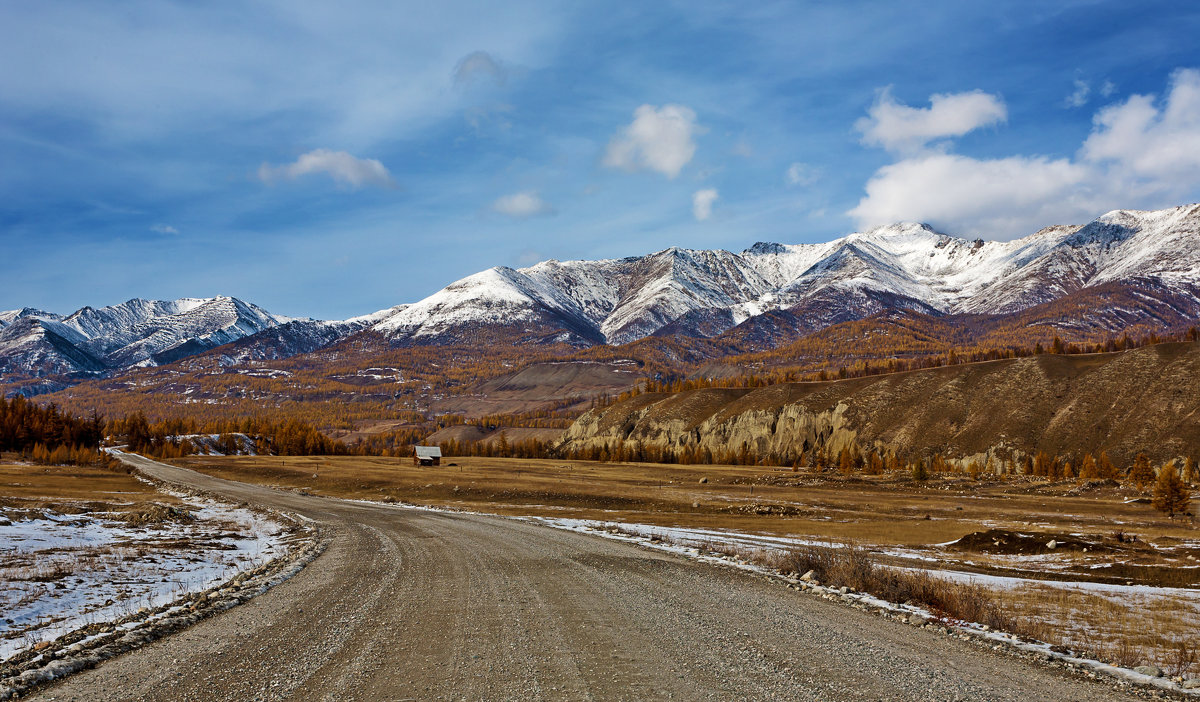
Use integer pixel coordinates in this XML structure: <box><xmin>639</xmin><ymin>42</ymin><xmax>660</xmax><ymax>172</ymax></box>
<box><xmin>0</xmin><ymin>461</ymin><xmax>177</xmax><ymax>507</ymax></box>
<box><xmin>173</xmin><ymin>454</ymin><xmax>1196</xmax><ymax>549</ymax></box>
<box><xmin>996</xmin><ymin>583</ymin><xmax>1199</xmax><ymax>677</ymax></box>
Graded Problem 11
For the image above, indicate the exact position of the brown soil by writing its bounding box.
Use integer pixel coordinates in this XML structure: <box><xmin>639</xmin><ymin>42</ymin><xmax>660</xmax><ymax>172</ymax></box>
<box><xmin>950</xmin><ymin>528</ymin><xmax>1116</xmax><ymax>555</ymax></box>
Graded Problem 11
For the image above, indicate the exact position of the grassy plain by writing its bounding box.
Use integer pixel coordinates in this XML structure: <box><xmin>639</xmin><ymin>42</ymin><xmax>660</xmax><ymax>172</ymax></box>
<box><xmin>0</xmin><ymin>457</ymin><xmax>177</xmax><ymax>509</ymax></box>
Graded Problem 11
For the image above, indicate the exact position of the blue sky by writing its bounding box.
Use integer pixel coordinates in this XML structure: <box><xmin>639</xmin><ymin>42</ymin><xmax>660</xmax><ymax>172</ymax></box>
<box><xmin>3</xmin><ymin>0</ymin><xmax>1200</xmax><ymax>319</ymax></box>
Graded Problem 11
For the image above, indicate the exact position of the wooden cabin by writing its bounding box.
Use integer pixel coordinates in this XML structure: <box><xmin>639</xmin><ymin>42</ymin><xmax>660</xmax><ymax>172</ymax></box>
<box><xmin>413</xmin><ymin>445</ymin><xmax>442</xmax><ymax>467</ymax></box>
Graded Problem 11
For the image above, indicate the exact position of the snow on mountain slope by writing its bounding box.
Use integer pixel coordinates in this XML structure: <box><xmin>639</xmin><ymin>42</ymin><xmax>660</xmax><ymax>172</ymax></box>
<box><xmin>0</xmin><ymin>296</ymin><xmax>296</xmax><ymax>382</ymax></box>
<box><xmin>372</xmin><ymin>247</ymin><xmax>781</xmax><ymax>345</ymax></box>
<box><xmin>6</xmin><ymin>203</ymin><xmax>1200</xmax><ymax>389</ymax></box>
<box><xmin>62</xmin><ymin>296</ymin><xmax>287</xmax><ymax>367</ymax></box>
<box><xmin>963</xmin><ymin>204</ymin><xmax>1200</xmax><ymax>312</ymax></box>
<box><xmin>371</xmin><ymin>203</ymin><xmax>1200</xmax><ymax>347</ymax></box>
<box><xmin>0</xmin><ymin>308</ymin><xmax>62</xmax><ymax>330</ymax></box>
<box><xmin>0</xmin><ymin>317</ymin><xmax>106</xmax><ymax>378</ymax></box>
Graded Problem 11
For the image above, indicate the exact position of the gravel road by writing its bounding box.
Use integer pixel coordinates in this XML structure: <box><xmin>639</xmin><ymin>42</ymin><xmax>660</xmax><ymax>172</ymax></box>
<box><xmin>30</xmin><ymin>454</ymin><xmax>1147</xmax><ymax>701</ymax></box>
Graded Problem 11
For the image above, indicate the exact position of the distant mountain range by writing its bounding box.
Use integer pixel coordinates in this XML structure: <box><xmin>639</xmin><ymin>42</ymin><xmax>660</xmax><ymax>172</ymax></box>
<box><xmin>5</xmin><ymin>203</ymin><xmax>1200</xmax><ymax>396</ymax></box>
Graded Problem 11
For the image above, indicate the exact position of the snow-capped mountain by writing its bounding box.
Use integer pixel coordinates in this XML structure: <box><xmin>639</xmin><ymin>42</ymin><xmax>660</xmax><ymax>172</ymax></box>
<box><xmin>0</xmin><ymin>296</ymin><xmax>292</xmax><ymax>380</ymax></box>
<box><xmin>371</xmin><ymin>204</ymin><xmax>1200</xmax><ymax>346</ymax></box>
<box><xmin>5</xmin><ymin>203</ymin><xmax>1200</xmax><ymax>394</ymax></box>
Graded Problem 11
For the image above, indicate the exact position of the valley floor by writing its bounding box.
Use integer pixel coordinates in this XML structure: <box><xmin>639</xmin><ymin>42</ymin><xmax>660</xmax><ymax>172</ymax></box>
<box><xmin>22</xmin><ymin>454</ymin><xmax>1159</xmax><ymax>701</ymax></box>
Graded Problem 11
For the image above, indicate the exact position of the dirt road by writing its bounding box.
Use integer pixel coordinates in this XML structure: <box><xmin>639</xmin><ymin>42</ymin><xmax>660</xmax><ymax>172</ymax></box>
<box><xmin>31</xmin><ymin>454</ymin><xmax>1145</xmax><ymax>701</ymax></box>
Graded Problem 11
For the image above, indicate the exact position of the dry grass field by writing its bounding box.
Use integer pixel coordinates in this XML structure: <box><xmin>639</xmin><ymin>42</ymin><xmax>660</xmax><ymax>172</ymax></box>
<box><xmin>173</xmin><ymin>454</ymin><xmax>1196</xmax><ymax>556</ymax></box>
<box><xmin>0</xmin><ymin>458</ymin><xmax>181</xmax><ymax>511</ymax></box>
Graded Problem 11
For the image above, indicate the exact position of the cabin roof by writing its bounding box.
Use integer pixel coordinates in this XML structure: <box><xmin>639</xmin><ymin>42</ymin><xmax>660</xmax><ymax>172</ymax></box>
<box><xmin>414</xmin><ymin>446</ymin><xmax>442</xmax><ymax>459</ymax></box>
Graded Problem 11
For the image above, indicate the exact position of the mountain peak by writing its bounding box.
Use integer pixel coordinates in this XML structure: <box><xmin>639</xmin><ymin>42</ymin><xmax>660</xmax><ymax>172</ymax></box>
<box><xmin>745</xmin><ymin>242</ymin><xmax>788</xmax><ymax>255</ymax></box>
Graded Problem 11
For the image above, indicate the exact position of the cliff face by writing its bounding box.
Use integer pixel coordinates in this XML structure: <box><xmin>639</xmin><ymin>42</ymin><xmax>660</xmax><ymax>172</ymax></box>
<box><xmin>559</xmin><ymin>341</ymin><xmax>1200</xmax><ymax>466</ymax></box>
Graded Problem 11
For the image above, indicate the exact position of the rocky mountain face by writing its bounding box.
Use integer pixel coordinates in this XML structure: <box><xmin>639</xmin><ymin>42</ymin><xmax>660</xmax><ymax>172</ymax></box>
<box><xmin>369</xmin><ymin>203</ymin><xmax>1200</xmax><ymax>346</ymax></box>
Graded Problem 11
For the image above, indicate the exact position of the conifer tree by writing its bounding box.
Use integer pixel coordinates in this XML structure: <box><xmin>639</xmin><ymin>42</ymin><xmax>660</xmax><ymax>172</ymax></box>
<box><xmin>1128</xmin><ymin>453</ymin><xmax>1155</xmax><ymax>490</ymax></box>
<box><xmin>1096</xmin><ymin>451</ymin><xmax>1118</xmax><ymax>481</ymax></box>
<box><xmin>838</xmin><ymin>447</ymin><xmax>853</xmax><ymax>475</ymax></box>
<box><xmin>1078</xmin><ymin>453</ymin><xmax>1098</xmax><ymax>480</ymax></box>
<box><xmin>1152</xmin><ymin>463</ymin><xmax>1191</xmax><ymax>518</ymax></box>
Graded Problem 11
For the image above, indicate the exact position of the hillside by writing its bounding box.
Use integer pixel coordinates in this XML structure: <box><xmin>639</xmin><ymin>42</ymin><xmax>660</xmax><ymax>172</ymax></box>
<box><xmin>559</xmin><ymin>341</ymin><xmax>1200</xmax><ymax>467</ymax></box>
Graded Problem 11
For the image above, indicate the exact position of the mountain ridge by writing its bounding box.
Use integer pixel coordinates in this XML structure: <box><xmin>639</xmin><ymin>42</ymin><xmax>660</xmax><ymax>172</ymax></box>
<box><xmin>369</xmin><ymin>203</ymin><xmax>1200</xmax><ymax>346</ymax></box>
<box><xmin>5</xmin><ymin>203</ymin><xmax>1200</xmax><ymax>395</ymax></box>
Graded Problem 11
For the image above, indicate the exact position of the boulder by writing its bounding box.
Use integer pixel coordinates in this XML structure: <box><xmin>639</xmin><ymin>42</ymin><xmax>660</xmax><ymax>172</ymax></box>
<box><xmin>1133</xmin><ymin>665</ymin><xmax>1162</xmax><ymax>678</ymax></box>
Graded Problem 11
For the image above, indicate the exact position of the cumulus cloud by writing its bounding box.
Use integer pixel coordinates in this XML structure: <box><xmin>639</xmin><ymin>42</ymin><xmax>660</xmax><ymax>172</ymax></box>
<box><xmin>453</xmin><ymin>51</ymin><xmax>506</xmax><ymax>87</ymax></box>
<box><xmin>692</xmin><ymin>188</ymin><xmax>718</xmax><ymax>221</ymax></box>
<box><xmin>603</xmin><ymin>104</ymin><xmax>699</xmax><ymax>178</ymax></box>
<box><xmin>1065</xmin><ymin>79</ymin><xmax>1091</xmax><ymax>108</ymax></box>
<box><xmin>849</xmin><ymin>153</ymin><xmax>1091</xmax><ymax>235</ymax></box>
<box><xmin>258</xmin><ymin>149</ymin><xmax>395</xmax><ymax>189</ymax></box>
<box><xmin>785</xmin><ymin>162</ymin><xmax>819</xmax><ymax>186</ymax></box>
<box><xmin>848</xmin><ymin>70</ymin><xmax>1200</xmax><ymax>238</ymax></box>
<box><xmin>492</xmin><ymin>190</ymin><xmax>554</xmax><ymax>218</ymax></box>
<box><xmin>149</xmin><ymin>223</ymin><xmax>179</xmax><ymax>235</ymax></box>
<box><xmin>1081</xmin><ymin>68</ymin><xmax>1200</xmax><ymax>178</ymax></box>
<box><xmin>856</xmin><ymin>88</ymin><xmax>1007</xmax><ymax>153</ymax></box>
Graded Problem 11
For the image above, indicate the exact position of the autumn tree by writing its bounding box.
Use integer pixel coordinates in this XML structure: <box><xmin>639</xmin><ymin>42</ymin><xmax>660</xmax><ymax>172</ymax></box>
<box><xmin>1128</xmin><ymin>453</ymin><xmax>1155</xmax><ymax>490</ymax></box>
<box><xmin>1183</xmin><ymin>457</ymin><xmax>1197</xmax><ymax>486</ymax></box>
<box><xmin>1152</xmin><ymin>463</ymin><xmax>1191</xmax><ymax>518</ymax></box>
<box><xmin>1096</xmin><ymin>451</ymin><xmax>1118</xmax><ymax>481</ymax></box>
<box><xmin>1078</xmin><ymin>453</ymin><xmax>1098</xmax><ymax>480</ymax></box>
<box><xmin>838</xmin><ymin>447</ymin><xmax>853</xmax><ymax>475</ymax></box>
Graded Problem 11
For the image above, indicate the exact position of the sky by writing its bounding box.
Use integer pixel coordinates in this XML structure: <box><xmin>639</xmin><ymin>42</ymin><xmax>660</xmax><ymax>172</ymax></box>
<box><xmin>3</xmin><ymin>0</ymin><xmax>1200</xmax><ymax>319</ymax></box>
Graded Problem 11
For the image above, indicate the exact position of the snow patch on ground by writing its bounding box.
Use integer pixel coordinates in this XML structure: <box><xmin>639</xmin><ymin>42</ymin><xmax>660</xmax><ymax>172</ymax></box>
<box><xmin>0</xmin><ymin>498</ymin><xmax>289</xmax><ymax>660</ymax></box>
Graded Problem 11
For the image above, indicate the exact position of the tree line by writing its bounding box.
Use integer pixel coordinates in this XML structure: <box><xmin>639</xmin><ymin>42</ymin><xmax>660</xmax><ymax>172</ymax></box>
<box><xmin>0</xmin><ymin>395</ymin><xmax>108</xmax><ymax>466</ymax></box>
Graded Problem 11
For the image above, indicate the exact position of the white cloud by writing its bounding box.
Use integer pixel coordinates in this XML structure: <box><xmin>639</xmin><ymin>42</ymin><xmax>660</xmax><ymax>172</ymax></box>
<box><xmin>692</xmin><ymin>188</ymin><xmax>718</xmax><ymax>221</ymax></box>
<box><xmin>1081</xmin><ymin>68</ymin><xmax>1200</xmax><ymax>178</ymax></box>
<box><xmin>849</xmin><ymin>70</ymin><xmax>1200</xmax><ymax>238</ymax></box>
<box><xmin>258</xmin><ymin>149</ymin><xmax>395</xmax><ymax>189</ymax></box>
<box><xmin>849</xmin><ymin>153</ymin><xmax>1092</xmax><ymax>236</ymax></box>
<box><xmin>492</xmin><ymin>190</ymin><xmax>554</xmax><ymax>218</ymax></box>
<box><xmin>603</xmin><ymin>104</ymin><xmax>699</xmax><ymax>178</ymax></box>
<box><xmin>785</xmin><ymin>162</ymin><xmax>819</xmax><ymax>186</ymax></box>
<box><xmin>856</xmin><ymin>88</ymin><xmax>1007</xmax><ymax>153</ymax></box>
<box><xmin>1100</xmin><ymin>80</ymin><xmax>1117</xmax><ymax>97</ymax></box>
<box><xmin>453</xmin><ymin>51</ymin><xmax>506</xmax><ymax>87</ymax></box>
<box><xmin>1065</xmin><ymin>79</ymin><xmax>1090</xmax><ymax>108</ymax></box>
<box><xmin>149</xmin><ymin>224</ymin><xmax>179</xmax><ymax>235</ymax></box>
